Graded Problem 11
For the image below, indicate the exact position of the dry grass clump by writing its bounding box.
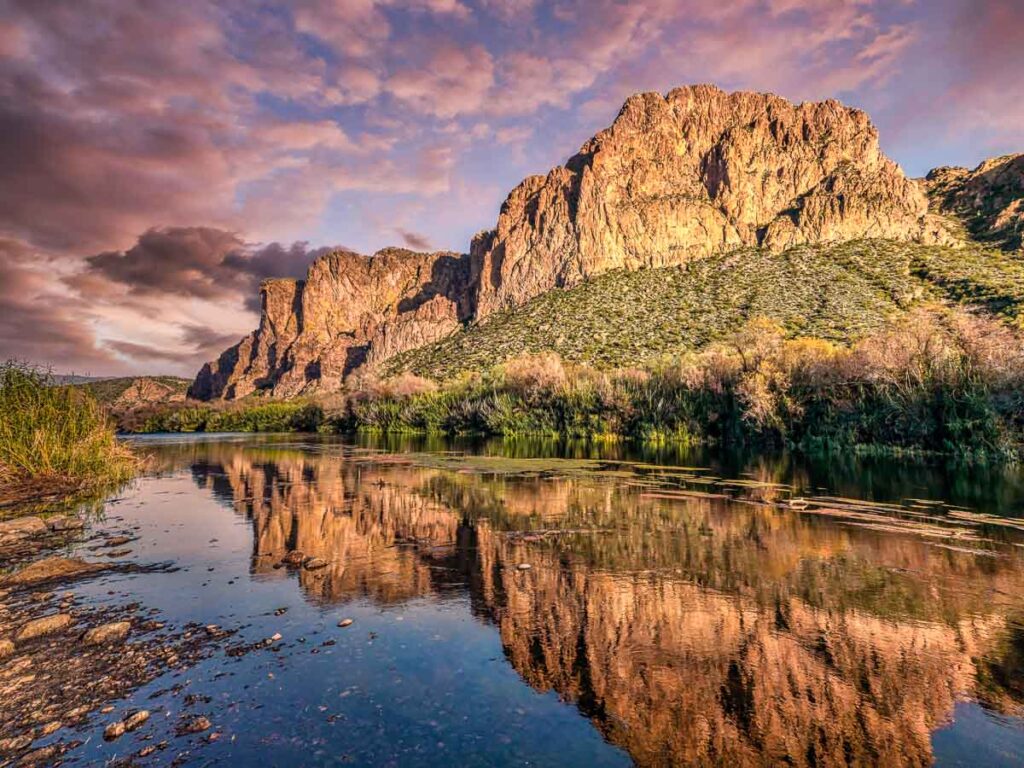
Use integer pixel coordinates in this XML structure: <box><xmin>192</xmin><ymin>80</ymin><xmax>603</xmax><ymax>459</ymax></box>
<box><xmin>500</xmin><ymin>352</ymin><xmax>567</xmax><ymax>396</ymax></box>
<box><xmin>0</xmin><ymin>363</ymin><xmax>138</xmax><ymax>504</ymax></box>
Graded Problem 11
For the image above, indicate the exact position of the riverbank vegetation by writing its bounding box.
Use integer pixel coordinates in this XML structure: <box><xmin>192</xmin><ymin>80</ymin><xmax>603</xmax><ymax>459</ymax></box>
<box><xmin>348</xmin><ymin>307</ymin><xmax>1024</xmax><ymax>458</ymax></box>
<box><xmin>0</xmin><ymin>364</ymin><xmax>138</xmax><ymax>506</ymax></box>
<box><xmin>131</xmin><ymin>305</ymin><xmax>1024</xmax><ymax>460</ymax></box>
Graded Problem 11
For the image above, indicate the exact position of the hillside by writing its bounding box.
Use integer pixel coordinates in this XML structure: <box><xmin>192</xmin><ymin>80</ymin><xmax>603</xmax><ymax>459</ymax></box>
<box><xmin>75</xmin><ymin>376</ymin><xmax>190</xmax><ymax>409</ymax></box>
<box><xmin>926</xmin><ymin>154</ymin><xmax>1024</xmax><ymax>253</ymax></box>
<box><xmin>386</xmin><ymin>240</ymin><xmax>1024</xmax><ymax>380</ymax></box>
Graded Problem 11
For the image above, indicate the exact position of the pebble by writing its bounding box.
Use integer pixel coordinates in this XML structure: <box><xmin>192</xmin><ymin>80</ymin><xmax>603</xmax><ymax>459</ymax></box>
<box><xmin>517</xmin><ymin>563</ymin><xmax>532</xmax><ymax>570</ymax></box>
<box><xmin>103</xmin><ymin>720</ymin><xmax>126</xmax><ymax>741</ymax></box>
<box><xmin>270</xmin><ymin>633</ymin><xmax>282</xmax><ymax>642</ymax></box>
<box><xmin>337</xmin><ymin>619</ymin><xmax>353</xmax><ymax>628</ymax></box>
<box><xmin>303</xmin><ymin>557</ymin><xmax>328</xmax><ymax>570</ymax></box>
<box><xmin>0</xmin><ymin>639</ymin><xmax>14</xmax><ymax>659</ymax></box>
<box><xmin>38</xmin><ymin>721</ymin><xmax>62</xmax><ymax>736</ymax></box>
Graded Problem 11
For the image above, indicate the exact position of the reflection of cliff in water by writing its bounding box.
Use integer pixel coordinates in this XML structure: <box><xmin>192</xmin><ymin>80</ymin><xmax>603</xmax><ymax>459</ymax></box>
<box><xmin>178</xmin><ymin>442</ymin><xmax>1024</xmax><ymax>767</ymax></box>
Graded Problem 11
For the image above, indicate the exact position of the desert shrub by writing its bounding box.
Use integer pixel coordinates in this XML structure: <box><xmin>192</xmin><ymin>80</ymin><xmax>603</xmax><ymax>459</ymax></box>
<box><xmin>500</xmin><ymin>352</ymin><xmax>567</xmax><ymax>397</ymax></box>
<box><xmin>346</xmin><ymin>308</ymin><xmax>1024</xmax><ymax>457</ymax></box>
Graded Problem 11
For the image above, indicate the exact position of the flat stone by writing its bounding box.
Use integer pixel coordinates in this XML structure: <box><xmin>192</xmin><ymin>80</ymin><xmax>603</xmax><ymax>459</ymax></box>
<box><xmin>15</xmin><ymin>613</ymin><xmax>72</xmax><ymax>642</ymax></box>
<box><xmin>177</xmin><ymin>716</ymin><xmax>211</xmax><ymax>735</ymax></box>
<box><xmin>81</xmin><ymin>621</ymin><xmax>131</xmax><ymax>646</ymax></box>
<box><xmin>124</xmin><ymin>710</ymin><xmax>150</xmax><ymax>732</ymax></box>
<box><xmin>0</xmin><ymin>734</ymin><xmax>33</xmax><ymax>752</ymax></box>
<box><xmin>3</xmin><ymin>557</ymin><xmax>106</xmax><ymax>587</ymax></box>
<box><xmin>337</xmin><ymin>618</ymin><xmax>353</xmax><ymax>628</ymax></box>
<box><xmin>46</xmin><ymin>516</ymin><xmax>85</xmax><ymax>532</ymax></box>
<box><xmin>0</xmin><ymin>516</ymin><xmax>47</xmax><ymax>540</ymax></box>
<box><xmin>103</xmin><ymin>721</ymin><xmax>125</xmax><ymax>741</ymax></box>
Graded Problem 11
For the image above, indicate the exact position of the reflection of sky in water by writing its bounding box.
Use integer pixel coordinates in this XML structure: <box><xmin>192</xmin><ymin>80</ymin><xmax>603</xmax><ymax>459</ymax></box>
<box><xmin>60</xmin><ymin>436</ymin><xmax>1024</xmax><ymax>764</ymax></box>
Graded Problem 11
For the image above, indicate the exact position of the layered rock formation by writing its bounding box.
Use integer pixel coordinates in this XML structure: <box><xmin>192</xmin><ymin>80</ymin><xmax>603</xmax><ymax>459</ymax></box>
<box><xmin>193</xmin><ymin>85</ymin><xmax>973</xmax><ymax>399</ymax></box>
<box><xmin>190</xmin><ymin>248</ymin><xmax>470</xmax><ymax>399</ymax></box>
<box><xmin>472</xmin><ymin>84</ymin><xmax>939</xmax><ymax>315</ymax></box>
<box><xmin>926</xmin><ymin>154</ymin><xmax>1024</xmax><ymax>252</ymax></box>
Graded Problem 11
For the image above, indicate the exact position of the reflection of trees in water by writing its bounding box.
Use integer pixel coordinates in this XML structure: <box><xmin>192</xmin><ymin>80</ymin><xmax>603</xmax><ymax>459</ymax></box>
<box><xmin>173</xmin><ymin>441</ymin><xmax>1024</xmax><ymax>767</ymax></box>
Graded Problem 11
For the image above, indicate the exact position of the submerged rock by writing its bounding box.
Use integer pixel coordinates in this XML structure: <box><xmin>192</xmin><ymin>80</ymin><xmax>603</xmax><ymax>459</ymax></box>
<box><xmin>177</xmin><ymin>715</ymin><xmax>211</xmax><ymax>735</ymax></box>
<box><xmin>281</xmin><ymin>550</ymin><xmax>305</xmax><ymax>566</ymax></box>
<box><xmin>3</xmin><ymin>557</ymin><xmax>106</xmax><ymax>587</ymax></box>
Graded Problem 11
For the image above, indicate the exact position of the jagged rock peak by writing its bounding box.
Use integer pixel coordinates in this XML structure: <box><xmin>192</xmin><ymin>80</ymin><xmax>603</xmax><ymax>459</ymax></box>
<box><xmin>471</xmin><ymin>84</ymin><xmax>940</xmax><ymax>316</ymax></box>
<box><xmin>926</xmin><ymin>153</ymin><xmax>1024</xmax><ymax>252</ymax></box>
<box><xmin>189</xmin><ymin>247</ymin><xmax>471</xmax><ymax>400</ymax></box>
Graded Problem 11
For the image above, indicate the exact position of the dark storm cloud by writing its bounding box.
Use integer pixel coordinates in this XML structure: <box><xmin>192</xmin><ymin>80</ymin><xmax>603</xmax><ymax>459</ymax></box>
<box><xmin>76</xmin><ymin>227</ymin><xmax>331</xmax><ymax>311</ymax></box>
<box><xmin>394</xmin><ymin>228</ymin><xmax>434</xmax><ymax>251</ymax></box>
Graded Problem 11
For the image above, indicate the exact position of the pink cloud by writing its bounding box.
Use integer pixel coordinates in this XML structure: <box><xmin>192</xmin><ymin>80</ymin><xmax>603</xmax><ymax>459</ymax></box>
<box><xmin>386</xmin><ymin>44</ymin><xmax>495</xmax><ymax>117</ymax></box>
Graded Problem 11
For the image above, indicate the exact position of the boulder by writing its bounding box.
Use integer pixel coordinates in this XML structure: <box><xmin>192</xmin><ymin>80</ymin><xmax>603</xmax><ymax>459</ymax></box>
<box><xmin>2</xmin><ymin>557</ymin><xmax>106</xmax><ymax>587</ymax></box>
<box><xmin>81</xmin><ymin>621</ymin><xmax>131</xmax><ymax>645</ymax></box>
<box><xmin>15</xmin><ymin>613</ymin><xmax>72</xmax><ymax>641</ymax></box>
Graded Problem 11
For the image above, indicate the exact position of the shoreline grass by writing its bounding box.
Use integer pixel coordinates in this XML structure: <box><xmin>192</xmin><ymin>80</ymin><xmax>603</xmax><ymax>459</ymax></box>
<box><xmin>0</xmin><ymin>363</ymin><xmax>139</xmax><ymax>509</ymax></box>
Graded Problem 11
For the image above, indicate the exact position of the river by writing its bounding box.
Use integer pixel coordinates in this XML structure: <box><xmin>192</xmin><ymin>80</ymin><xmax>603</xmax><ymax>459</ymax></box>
<box><xmin>7</xmin><ymin>433</ymin><xmax>1024</xmax><ymax>766</ymax></box>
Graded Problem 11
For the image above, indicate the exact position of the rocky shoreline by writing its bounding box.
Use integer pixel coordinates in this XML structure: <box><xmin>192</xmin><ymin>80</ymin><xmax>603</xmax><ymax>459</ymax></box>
<box><xmin>0</xmin><ymin>513</ymin><xmax>230</xmax><ymax>766</ymax></box>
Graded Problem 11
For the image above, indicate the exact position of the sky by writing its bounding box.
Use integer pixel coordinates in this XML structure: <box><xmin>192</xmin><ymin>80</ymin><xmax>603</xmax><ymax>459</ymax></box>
<box><xmin>1</xmin><ymin>0</ymin><xmax>1022</xmax><ymax>378</ymax></box>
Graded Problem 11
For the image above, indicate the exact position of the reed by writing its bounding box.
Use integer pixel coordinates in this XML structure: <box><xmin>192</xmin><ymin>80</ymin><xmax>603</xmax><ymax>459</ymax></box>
<box><xmin>0</xmin><ymin>363</ymin><xmax>138</xmax><ymax>504</ymax></box>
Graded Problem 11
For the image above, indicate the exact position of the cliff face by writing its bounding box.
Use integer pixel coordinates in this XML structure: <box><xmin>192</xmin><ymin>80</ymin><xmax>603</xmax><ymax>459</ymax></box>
<box><xmin>193</xmin><ymin>85</ymin><xmax>962</xmax><ymax>399</ymax></box>
<box><xmin>190</xmin><ymin>248</ymin><xmax>470</xmax><ymax>399</ymax></box>
<box><xmin>926</xmin><ymin>154</ymin><xmax>1024</xmax><ymax>252</ymax></box>
<box><xmin>472</xmin><ymin>84</ymin><xmax>939</xmax><ymax>315</ymax></box>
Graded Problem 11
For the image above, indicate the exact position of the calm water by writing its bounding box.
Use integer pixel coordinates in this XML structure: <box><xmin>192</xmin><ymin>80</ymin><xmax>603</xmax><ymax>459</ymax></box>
<box><xmin>47</xmin><ymin>435</ymin><xmax>1024</xmax><ymax>764</ymax></box>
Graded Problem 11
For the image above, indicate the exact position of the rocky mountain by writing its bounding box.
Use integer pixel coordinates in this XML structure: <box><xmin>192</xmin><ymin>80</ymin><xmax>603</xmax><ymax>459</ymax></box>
<box><xmin>926</xmin><ymin>154</ymin><xmax>1024</xmax><ymax>252</ymax></box>
<box><xmin>191</xmin><ymin>248</ymin><xmax>471</xmax><ymax>399</ymax></box>
<box><xmin>191</xmin><ymin>85</ymin><xmax>1017</xmax><ymax>400</ymax></box>
<box><xmin>75</xmin><ymin>376</ymin><xmax>189</xmax><ymax>409</ymax></box>
<box><xmin>472</xmin><ymin>84</ymin><xmax>946</xmax><ymax>316</ymax></box>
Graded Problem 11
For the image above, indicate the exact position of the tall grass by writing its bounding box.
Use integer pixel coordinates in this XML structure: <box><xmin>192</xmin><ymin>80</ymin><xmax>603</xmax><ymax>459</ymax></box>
<box><xmin>0</xmin><ymin>363</ymin><xmax>138</xmax><ymax>503</ymax></box>
<box><xmin>346</xmin><ymin>307</ymin><xmax>1024</xmax><ymax>459</ymax></box>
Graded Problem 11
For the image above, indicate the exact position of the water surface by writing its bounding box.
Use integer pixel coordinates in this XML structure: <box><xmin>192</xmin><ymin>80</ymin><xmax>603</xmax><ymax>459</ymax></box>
<box><xmin>42</xmin><ymin>435</ymin><xmax>1024</xmax><ymax>764</ymax></box>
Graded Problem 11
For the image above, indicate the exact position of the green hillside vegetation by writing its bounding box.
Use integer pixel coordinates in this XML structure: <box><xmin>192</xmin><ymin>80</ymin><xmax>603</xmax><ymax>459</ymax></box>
<box><xmin>388</xmin><ymin>240</ymin><xmax>1024</xmax><ymax>381</ymax></box>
